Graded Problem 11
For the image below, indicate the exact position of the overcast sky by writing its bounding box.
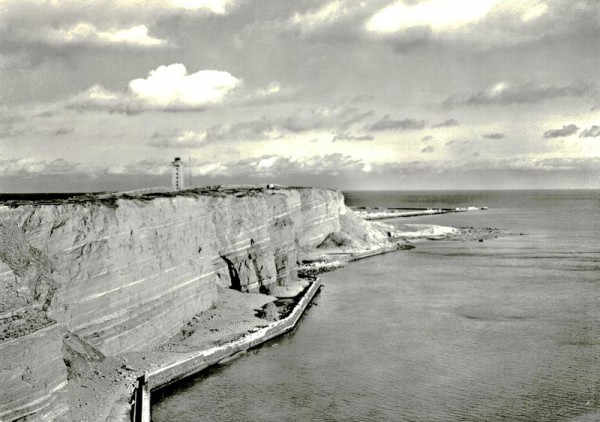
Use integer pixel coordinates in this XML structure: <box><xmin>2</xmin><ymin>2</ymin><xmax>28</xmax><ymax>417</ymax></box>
<box><xmin>1</xmin><ymin>0</ymin><xmax>599</xmax><ymax>192</ymax></box>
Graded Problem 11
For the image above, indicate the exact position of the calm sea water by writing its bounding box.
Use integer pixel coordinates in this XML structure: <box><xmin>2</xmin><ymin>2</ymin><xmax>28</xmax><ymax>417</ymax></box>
<box><xmin>152</xmin><ymin>190</ymin><xmax>600</xmax><ymax>421</ymax></box>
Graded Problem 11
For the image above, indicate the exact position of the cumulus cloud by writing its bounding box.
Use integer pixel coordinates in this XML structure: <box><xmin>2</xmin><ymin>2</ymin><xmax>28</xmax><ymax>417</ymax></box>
<box><xmin>148</xmin><ymin>118</ymin><xmax>277</xmax><ymax>148</ymax></box>
<box><xmin>368</xmin><ymin>115</ymin><xmax>426</xmax><ymax>131</ymax></box>
<box><xmin>67</xmin><ymin>64</ymin><xmax>241</xmax><ymax>113</ymax></box>
<box><xmin>483</xmin><ymin>132</ymin><xmax>505</xmax><ymax>139</ymax></box>
<box><xmin>432</xmin><ymin>119</ymin><xmax>459</xmax><ymax>128</ymax></box>
<box><xmin>579</xmin><ymin>125</ymin><xmax>600</xmax><ymax>138</ymax></box>
<box><xmin>284</xmin><ymin>106</ymin><xmax>373</xmax><ymax>132</ymax></box>
<box><xmin>443</xmin><ymin>80</ymin><xmax>595</xmax><ymax>108</ymax></box>
<box><xmin>543</xmin><ymin>124</ymin><xmax>578</xmax><ymax>138</ymax></box>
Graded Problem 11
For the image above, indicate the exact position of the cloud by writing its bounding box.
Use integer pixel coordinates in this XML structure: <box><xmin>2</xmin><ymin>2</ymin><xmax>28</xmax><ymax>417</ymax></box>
<box><xmin>128</xmin><ymin>65</ymin><xmax>239</xmax><ymax>107</ymax></box>
<box><xmin>368</xmin><ymin>115</ymin><xmax>426</xmax><ymax>131</ymax></box>
<box><xmin>332</xmin><ymin>132</ymin><xmax>374</xmax><ymax>142</ymax></box>
<box><xmin>105</xmin><ymin>158</ymin><xmax>172</xmax><ymax>175</ymax></box>
<box><xmin>443</xmin><ymin>80</ymin><xmax>595</xmax><ymax>108</ymax></box>
<box><xmin>421</xmin><ymin>135</ymin><xmax>433</xmax><ymax>142</ymax></box>
<box><xmin>67</xmin><ymin>64</ymin><xmax>241</xmax><ymax>113</ymax></box>
<box><xmin>286</xmin><ymin>0</ymin><xmax>375</xmax><ymax>37</ymax></box>
<box><xmin>483</xmin><ymin>132</ymin><xmax>505</xmax><ymax>139</ymax></box>
<box><xmin>106</xmin><ymin>152</ymin><xmax>367</xmax><ymax>178</ymax></box>
<box><xmin>41</xmin><ymin>23</ymin><xmax>167</xmax><ymax>48</ymax></box>
<box><xmin>579</xmin><ymin>125</ymin><xmax>600</xmax><ymax>138</ymax></box>
<box><xmin>233</xmin><ymin>153</ymin><xmax>366</xmax><ymax>176</ymax></box>
<box><xmin>284</xmin><ymin>106</ymin><xmax>373</xmax><ymax>132</ymax></box>
<box><xmin>0</xmin><ymin>158</ymin><xmax>81</xmax><ymax>175</ymax></box>
<box><xmin>362</xmin><ymin>0</ymin><xmax>598</xmax><ymax>50</ymax></box>
<box><xmin>148</xmin><ymin>117</ymin><xmax>277</xmax><ymax>148</ymax></box>
<box><xmin>432</xmin><ymin>119</ymin><xmax>459</xmax><ymax>128</ymax></box>
<box><xmin>0</xmin><ymin>0</ymin><xmax>240</xmax><ymax>16</ymax></box>
<box><xmin>143</xmin><ymin>0</ymin><xmax>240</xmax><ymax>14</ymax></box>
<box><xmin>365</xmin><ymin>0</ymin><xmax>499</xmax><ymax>35</ymax></box>
<box><xmin>543</xmin><ymin>124</ymin><xmax>578</xmax><ymax>138</ymax></box>
<box><xmin>0</xmin><ymin>0</ymin><xmax>242</xmax><ymax>65</ymax></box>
<box><xmin>52</xmin><ymin>128</ymin><xmax>75</xmax><ymax>137</ymax></box>
<box><xmin>290</xmin><ymin>1</ymin><xmax>358</xmax><ymax>30</ymax></box>
<box><xmin>421</xmin><ymin>145</ymin><xmax>435</xmax><ymax>154</ymax></box>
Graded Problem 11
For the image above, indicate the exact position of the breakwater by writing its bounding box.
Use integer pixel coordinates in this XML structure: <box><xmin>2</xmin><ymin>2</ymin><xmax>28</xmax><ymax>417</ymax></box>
<box><xmin>133</xmin><ymin>279</ymin><xmax>322</xmax><ymax>422</ymax></box>
<box><xmin>353</xmin><ymin>206</ymin><xmax>486</xmax><ymax>220</ymax></box>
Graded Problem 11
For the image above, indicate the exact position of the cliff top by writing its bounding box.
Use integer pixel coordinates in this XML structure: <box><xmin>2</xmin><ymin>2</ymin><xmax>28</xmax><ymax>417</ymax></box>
<box><xmin>0</xmin><ymin>185</ymin><xmax>322</xmax><ymax>207</ymax></box>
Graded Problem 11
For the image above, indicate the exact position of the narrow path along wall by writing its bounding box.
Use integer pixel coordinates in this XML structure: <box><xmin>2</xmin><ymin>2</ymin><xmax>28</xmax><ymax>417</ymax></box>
<box><xmin>0</xmin><ymin>186</ymin><xmax>368</xmax><ymax>421</ymax></box>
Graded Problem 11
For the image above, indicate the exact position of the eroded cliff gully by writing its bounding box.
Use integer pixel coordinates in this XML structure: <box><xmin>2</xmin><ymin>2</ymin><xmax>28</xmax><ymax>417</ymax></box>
<box><xmin>0</xmin><ymin>186</ymin><xmax>389</xmax><ymax>421</ymax></box>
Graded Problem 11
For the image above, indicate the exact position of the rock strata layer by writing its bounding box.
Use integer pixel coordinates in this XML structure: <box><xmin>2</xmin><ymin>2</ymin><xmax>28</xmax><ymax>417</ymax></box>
<box><xmin>0</xmin><ymin>186</ymin><xmax>388</xmax><ymax>421</ymax></box>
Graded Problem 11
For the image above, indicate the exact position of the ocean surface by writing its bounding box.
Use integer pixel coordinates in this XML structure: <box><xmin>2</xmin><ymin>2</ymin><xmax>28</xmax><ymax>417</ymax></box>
<box><xmin>152</xmin><ymin>190</ymin><xmax>600</xmax><ymax>421</ymax></box>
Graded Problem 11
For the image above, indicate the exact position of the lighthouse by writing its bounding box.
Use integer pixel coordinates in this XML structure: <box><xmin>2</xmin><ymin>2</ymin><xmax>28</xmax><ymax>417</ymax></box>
<box><xmin>171</xmin><ymin>157</ymin><xmax>184</xmax><ymax>191</ymax></box>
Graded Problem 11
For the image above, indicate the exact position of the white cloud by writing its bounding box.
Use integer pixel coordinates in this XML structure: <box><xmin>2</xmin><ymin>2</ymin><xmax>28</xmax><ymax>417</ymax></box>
<box><xmin>67</xmin><ymin>63</ymin><xmax>241</xmax><ymax>113</ymax></box>
<box><xmin>256</xmin><ymin>82</ymin><xmax>281</xmax><ymax>97</ymax></box>
<box><xmin>366</xmin><ymin>0</ymin><xmax>497</xmax><ymax>34</ymax></box>
<box><xmin>365</xmin><ymin>0</ymin><xmax>550</xmax><ymax>34</ymax></box>
<box><xmin>148</xmin><ymin>118</ymin><xmax>277</xmax><ymax>148</ymax></box>
<box><xmin>291</xmin><ymin>1</ymin><xmax>366</xmax><ymax>30</ymax></box>
<box><xmin>363</xmin><ymin>0</ymin><xmax>552</xmax><ymax>47</ymax></box>
<box><xmin>443</xmin><ymin>80</ymin><xmax>595</xmax><ymax>107</ymax></box>
<box><xmin>257</xmin><ymin>156</ymin><xmax>278</xmax><ymax>169</ymax></box>
<box><xmin>195</xmin><ymin>162</ymin><xmax>228</xmax><ymax>176</ymax></box>
<box><xmin>519</xmin><ymin>2</ymin><xmax>549</xmax><ymax>22</ymax></box>
<box><xmin>43</xmin><ymin>23</ymin><xmax>166</xmax><ymax>47</ymax></box>
<box><xmin>0</xmin><ymin>0</ymin><xmax>240</xmax><ymax>14</ymax></box>
<box><xmin>0</xmin><ymin>158</ymin><xmax>81</xmax><ymax>175</ymax></box>
<box><xmin>153</xmin><ymin>0</ymin><xmax>238</xmax><ymax>14</ymax></box>
<box><xmin>129</xmin><ymin>64</ymin><xmax>240</xmax><ymax>107</ymax></box>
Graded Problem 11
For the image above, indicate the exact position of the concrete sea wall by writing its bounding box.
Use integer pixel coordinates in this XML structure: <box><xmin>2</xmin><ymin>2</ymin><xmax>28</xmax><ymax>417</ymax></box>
<box><xmin>133</xmin><ymin>279</ymin><xmax>322</xmax><ymax>421</ymax></box>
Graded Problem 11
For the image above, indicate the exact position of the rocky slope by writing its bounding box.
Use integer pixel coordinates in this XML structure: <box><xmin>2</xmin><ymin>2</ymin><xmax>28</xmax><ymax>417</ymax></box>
<box><xmin>0</xmin><ymin>186</ymin><xmax>389</xmax><ymax>421</ymax></box>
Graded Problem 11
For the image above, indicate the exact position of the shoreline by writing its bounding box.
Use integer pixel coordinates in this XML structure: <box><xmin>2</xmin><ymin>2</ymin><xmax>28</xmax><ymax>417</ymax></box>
<box><xmin>136</xmin><ymin>278</ymin><xmax>323</xmax><ymax>420</ymax></box>
<box><xmin>134</xmin><ymin>241</ymin><xmax>412</xmax><ymax>421</ymax></box>
<box><xmin>61</xmin><ymin>227</ymin><xmax>501</xmax><ymax>422</ymax></box>
<box><xmin>141</xmin><ymin>241</ymin><xmax>414</xmax><ymax>420</ymax></box>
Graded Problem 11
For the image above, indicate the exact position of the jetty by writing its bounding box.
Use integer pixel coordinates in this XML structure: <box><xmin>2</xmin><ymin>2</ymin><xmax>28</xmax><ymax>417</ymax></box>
<box><xmin>353</xmin><ymin>206</ymin><xmax>486</xmax><ymax>220</ymax></box>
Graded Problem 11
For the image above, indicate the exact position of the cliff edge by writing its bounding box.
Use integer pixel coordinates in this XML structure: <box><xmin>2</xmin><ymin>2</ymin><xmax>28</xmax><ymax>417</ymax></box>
<box><xmin>0</xmin><ymin>186</ymin><xmax>392</xmax><ymax>421</ymax></box>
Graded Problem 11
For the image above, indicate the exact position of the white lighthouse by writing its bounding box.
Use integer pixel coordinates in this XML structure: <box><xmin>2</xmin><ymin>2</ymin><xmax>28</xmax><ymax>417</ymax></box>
<box><xmin>171</xmin><ymin>157</ymin><xmax>184</xmax><ymax>191</ymax></box>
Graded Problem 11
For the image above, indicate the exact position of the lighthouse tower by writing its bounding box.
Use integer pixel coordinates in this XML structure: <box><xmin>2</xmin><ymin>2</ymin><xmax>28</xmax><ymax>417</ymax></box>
<box><xmin>171</xmin><ymin>157</ymin><xmax>184</xmax><ymax>191</ymax></box>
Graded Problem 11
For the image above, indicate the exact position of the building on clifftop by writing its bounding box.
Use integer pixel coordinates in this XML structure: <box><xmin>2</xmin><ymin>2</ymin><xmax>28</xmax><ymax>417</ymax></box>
<box><xmin>171</xmin><ymin>157</ymin><xmax>184</xmax><ymax>191</ymax></box>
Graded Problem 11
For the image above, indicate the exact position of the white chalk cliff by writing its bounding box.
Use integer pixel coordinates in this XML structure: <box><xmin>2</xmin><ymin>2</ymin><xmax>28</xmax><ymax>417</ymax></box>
<box><xmin>0</xmin><ymin>186</ymin><xmax>389</xmax><ymax>421</ymax></box>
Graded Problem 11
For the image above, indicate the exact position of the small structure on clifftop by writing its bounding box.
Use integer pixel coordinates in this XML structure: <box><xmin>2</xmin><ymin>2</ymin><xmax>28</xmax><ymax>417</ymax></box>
<box><xmin>171</xmin><ymin>157</ymin><xmax>184</xmax><ymax>191</ymax></box>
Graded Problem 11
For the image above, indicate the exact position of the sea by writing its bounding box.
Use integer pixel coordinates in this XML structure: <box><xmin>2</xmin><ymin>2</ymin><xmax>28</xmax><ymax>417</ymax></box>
<box><xmin>152</xmin><ymin>190</ymin><xmax>600</xmax><ymax>422</ymax></box>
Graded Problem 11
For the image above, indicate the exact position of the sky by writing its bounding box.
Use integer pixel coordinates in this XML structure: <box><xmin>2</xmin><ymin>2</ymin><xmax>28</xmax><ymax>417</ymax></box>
<box><xmin>1</xmin><ymin>0</ymin><xmax>599</xmax><ymax>192</ymax></box>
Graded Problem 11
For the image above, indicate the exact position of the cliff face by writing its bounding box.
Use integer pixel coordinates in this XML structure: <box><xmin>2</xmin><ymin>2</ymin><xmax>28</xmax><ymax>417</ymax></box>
<box><xmin>0</xmin><ymin>187</ymin><xmax>382</xmax><ymax>421</ymax></box>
